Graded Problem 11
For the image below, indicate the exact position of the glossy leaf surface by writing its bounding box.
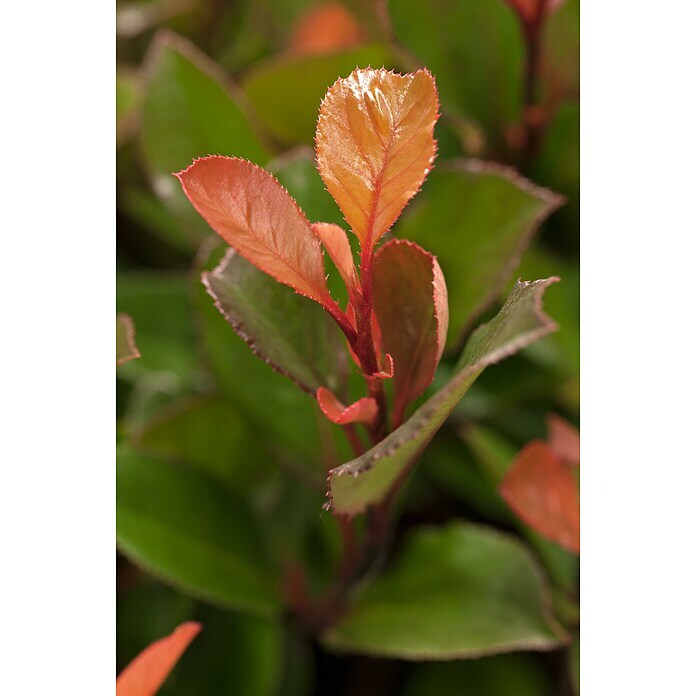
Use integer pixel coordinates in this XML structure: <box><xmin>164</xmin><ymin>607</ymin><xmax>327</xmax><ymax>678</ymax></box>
<box><xmin>499</xmin><ymin>440</ymin><xmax>580</xmax><ymax>553</ymax></box>
<box><xmin>328</xmin><ymin>278</ymin><xmax>558</xmax><ymax>515</ymax></box>
<box><xmin>177</xmin><ymin>156</ymin><xmax>329</xmax><ymax>303</ymax></box>
<box><xmin>244</xmin><ymin>46</ymin><xmax>388</xmax><ymax>144</ymax></box>
<box><xmin>117</xmin><ymin>447</ymin><xmax>281</xmax><ymax>616</ymax></box>
<box><xmin>373</xmin><ymin>240</ymin><xmax>448</xmax><ymax>426</ymax></box>
<box><xmin>323</xmin><ymin>523</ymin><xmax>566</xmax><ymax>658</ymax></box>
<box><xmin>395</xmin><ymin>160</ymin><xmax>562</xmax><ymax>346</ymax></box>
<box><xmin>141</xmin><ymin>31</ymin><xmax>269</xmax><ymax>248</ymax></box>
<box><xmin>203</xmin><ymin>248</ymin><xmax>344</xmax><ymax>392</ymax></box>
<box><xmin>116</xmin><ymin>622</ymin><xmax>201</xmax><ymax>696</ymax></box>
<box><xmin>316</xmin><ymin>68</ymin><xmax>439</xmax><ymax>248</ymax></box>
<box><xmin>117</xmin><ymin>313</ymin><xmax>141</xmax><ymax>366</ymax></box>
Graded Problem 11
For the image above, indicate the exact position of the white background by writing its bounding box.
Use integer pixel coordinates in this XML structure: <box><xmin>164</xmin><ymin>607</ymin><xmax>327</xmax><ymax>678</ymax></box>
<box><xmin>1</xmin><ymin>0</ymin><xmax>695</xmax><ymax>693</ymax></box>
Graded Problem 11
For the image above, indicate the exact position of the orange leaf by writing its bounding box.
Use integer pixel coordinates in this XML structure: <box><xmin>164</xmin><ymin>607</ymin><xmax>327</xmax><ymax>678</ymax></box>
<box><xmin>176</xmin><ymin>156</ymin><xmax>329</xmax><ymax>304</ymax></box>
<box><xmin>316</xmin><ymin>68</ymin><xmax>439</xmax><ymax>249</ymax></box>
<box><xmin>289</xmin><ymin>2</ymin><xmax>365</xmax><ymax>56</ymax></box>
<box><xmin>313</xmin><ymin>222</ymin><xmax>357</xmax><ymax>291</ymax></box>
<box><xmin>546</xmin><ymin>414</ymin><xmax>580</xmax><ymax>467</ymax></box>
<box><xmin>116</xmin><ymin>622</ymin><xmax>201</xmax><ymax>696</ymax></box>
<box><xmin>374</xmin><ymin>240</ymin><xmax>448</xmax><ymax>427</ymax></box>
<box><xmin>317</xmin><ymin>386</ymin><xmax>378</xmax><ymax>426</ymax></box>
<box><xmin>499</xmin><ymin>441</ymin><xmax>579</xmax><ymax>554</ymax></box>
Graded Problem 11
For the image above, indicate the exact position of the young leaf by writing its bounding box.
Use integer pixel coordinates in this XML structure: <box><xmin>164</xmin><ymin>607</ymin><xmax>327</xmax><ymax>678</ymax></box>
<box><xmin>289</xmin><ymin>2</ymin><xmax>365</xmax><ymax>55</ymax></box>
<box><xmin>117</xmin><ymin>313</ymin><xmax>141</xmax><ymax>366</ymax></box>
<box><xmin>176</xmin><ymin>156</ymin><xmax>330</xmax><ymax>304</ymax></box>
<box><xmin>499</xmin><ymin>440</ymin><xmax>580</xmax><ymax>554</ymax></box>
<box><xmin>373</xmin><ymin>240</ymin><xmax>448</xmax><ymax>426</ymax></box>
<box><xmin>116</xmin><ymin>622</ymin><xmax>201</xmax><ymax>696</ymax></box>
<box><xmin>117</xmin><ymin>447</ymin><xmax>281</xmax><ymax>616</ymax></box>
<box><xmin>202</xmin><ymin>248</ymin><xmax>345</xmax><ymax>393</ymax></box>
<box><xmin>312</xmin><ymin>222</ymin><xmax>357</xmax><ymax>291</ymax></box>
<box><xmin>322</xmin><ymin>523</ymin><xmax>567</xmax><ymax>658</ymax></box>
<box><xmin>317</xmin><ymin>386</ymin><xmax>378</xmax><ymax>426</ymax></box>
<box><xmin>316</xmin><ymin>68</ymin><xmax>439</xmax><ymax>248</ymax></box>
<box><xmin>546</xmin><ymin>414</ymin><xmax>580</xmax><ymax>466</ymax></box>
<box><xmin>327</xmin><ymin>278</ymin><xmax>558</xmax><ymax>516</ymax></box>
<box><xmin>504</xmin><ymin>0</ymin><xmax>565</xmax><ymax>25</ymax></box>
<box><xmin>395</xmin><ymin>160</ymin><xmax>563</xmax><ymax>347</ymax></box>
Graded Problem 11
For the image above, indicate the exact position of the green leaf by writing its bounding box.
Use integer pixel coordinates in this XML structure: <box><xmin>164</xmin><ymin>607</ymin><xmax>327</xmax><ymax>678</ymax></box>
<box><xmin>323</xmin><ymin>522</ymin><xmax>567</xmax><ymax>659</ymax></box>
<box><xmin>141</xmin><ymin>30</ymin><xmax>271</xmax><ymax>249</ymax></box>
<box><xmin>404</xmin><ymin>653</ymin><xmax>553</xmax><ymax>696</ymax></box>
<box><xmin>117</xmin><ymin>313</ymin><xmax>141</xmax><ymax>366</ymax></box>
<box><xmin>327</xmin><ymin>278</ymin><xmax>558</xmax><ymax>516</ymax></box>
<box><xmin>194</xmin><ymin>239</ymin><xmax>327</xmax><ymax>462</ymax></box>
<box><xmin>243</xmin><ymin>45</ymin><xmax>390</xmax><ymax>144</ymax></box>
<box><xmin>134</xmin><ymin>394</ymin><xmax>273</xmax><ymax>492</ymax></box>
<box><xmin>390</xmin><ymin>0</ymin><xmax>524</xmax><ymax>151</ymax></box>
<box><xmin>116</xmin><ymin>68</ymin><xmax>141</xmax><ymax>145</ymax></box>
<box><xmin>395</xmin><ymin>160</ymin><xmax>562</xmax><ymax>347</ymax></box>
<box><xmin>117</xmin><ymin>447</ymin><xmax>281</xmax><ymax>617</ymax></box>
<box><xmin>203</xmin><ymin>248</ymin><xmax>346</xmax><ymax>393</ymax></box>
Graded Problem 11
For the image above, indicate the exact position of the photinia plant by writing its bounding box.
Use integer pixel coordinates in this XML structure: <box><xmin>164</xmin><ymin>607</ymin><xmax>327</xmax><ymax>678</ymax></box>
<box><xmin>167</xmin><ymin>66</ymin><xmax>563</xmax><ymax>644</ymax></box>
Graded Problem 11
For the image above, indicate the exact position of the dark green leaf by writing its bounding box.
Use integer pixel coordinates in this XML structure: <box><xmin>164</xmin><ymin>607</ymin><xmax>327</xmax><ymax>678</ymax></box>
<box><xmin>404</xmin><ymin>653</ymin><xmax>553</xmax><ymax>696</ymax></box>
<box><xmin>395</xmin><ymin>160</ymin><xmax>562</xmax><ymax>347</ymax></box>
<box><xmin>141</xmin><ymin>30</ymin><xmax>271</xmax><ymax>249</ymax></box>
<box><xmin>323</xmin><ymin>522</ymin><xmax>567</xmax><ymax>658</ymax></box>
<box><xmin>203</xmin><ymin>249</ymin><xmax>346</xmax><ymax>393</ymax></box>
<box><xmin>243</xmin><ymin>45</ymin><xmax>390</xmax><ymax>144</ymax></box>
<box><xmin>390</xmin><ymin>0</ymin><xmax>524</xmax><ymax>151</ymax></box>
<box><xmin>327</xmin><ymin>278</ymin><xmax>558</xmax><ymax>516</ymax></box>
<box><xmin>117</xmin><ymin>447</ymin><xmax>281</xmax><ymax>616</ymax></box>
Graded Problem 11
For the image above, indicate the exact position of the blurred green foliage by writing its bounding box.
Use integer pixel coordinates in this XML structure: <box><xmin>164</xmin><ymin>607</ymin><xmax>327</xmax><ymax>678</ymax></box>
<box><xmin>117</xmin><ymin>0</ymin><xmax>579</xmax><ymax>693</ymax></box>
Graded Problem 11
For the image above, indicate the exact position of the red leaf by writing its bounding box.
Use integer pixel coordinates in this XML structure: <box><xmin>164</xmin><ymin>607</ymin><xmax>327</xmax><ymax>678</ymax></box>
<box><xmin>546</xmin><ymin>414</ymin><xmax>580</xmax><ymax>467</ymax></box>
<box><xmin>116</xmin><ymin>622</ymin><xmax>201</xmax><ymax>696</ymax></box>
<box><xmin>504</xmin><ymin>0</ymin><xmax>566</xmax><ymax>25</ymax></box>
<box><xmin>499</xmin><ymin>441</ymin><xmax>579</xmax><ymax>554</ymax></box>
<box><xmin>176</xmin><ymin>156</ymin><xmax>330</xmax><ymax>304</ymax></box>
<box><xmin>373</xmin><ymin>240</ymin><xmax>449</xmax><ymax>427</ymax></box>
<box><xmin>313</xmin><ymin>222</ymin><xmax>357</xmax><ymax>291</ymax></box>
<box><xmin>289</xmin><ymin>2</ymin><xmax>365</xmax><ymax>56</ymax></box>
<box><xmin>316</xmin><ymin>68</ymin><xmax>439</xmax><ymax>249</ymax></box>
<box><xmin>317</xmin><ymin>386</ymin><xmax>378</xmax><ymax>426</ymax></box>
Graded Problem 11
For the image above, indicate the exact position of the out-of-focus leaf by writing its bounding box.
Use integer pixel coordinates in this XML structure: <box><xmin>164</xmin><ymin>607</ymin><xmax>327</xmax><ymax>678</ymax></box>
<box><xmin>116</xmin><ymin>272</ymin><xmax>196</xmax><ymax>382</ymax></box>
<box><xmin>323</xmin><ymin>522</ymin><xmax>567</xmax><ymax>658</ymax></box>
<box><xmin>141</xmin><ymin>30</ymin><xmax>270</xmax><ymax>250</ymax></box>
<box><xmin>166</xmin><ymin>605</ymin><xmax>283</xmax><ymax>696</ymax></box>
<box><xmin>500</xmin><ymin>440</ymin><xmax>580</xmax><ymax>554</ymax></box>
<box><xmin>317</xmin><ymin>387</ymin><xmax>377</xmax><ymax>426</ymax></box>
<box><xmin>194</xmin><ymin>240</ymin><xmax>328</xmax><ymax>462</ymax></box>
<box><xmin>116</xmin><ymin>621</ymin><xmax>201</xmax><ymax>696</ymax></box>
<box><xmin>178</xmin><ymin>156</ymin><xmax>333</xmax><ymax>305</ymax></box>
<box><xmin>547</xmin><ymin>413</ymin><xmax>580</xmax><ymax>466</ymax></box>
<box><xmin>503</xmin><ymin>0</ymin><xmax>565</xmax><ymax>26</ymax></box>
<box><xmin>328</xmin><ymin>278</ymin><xmax>558</xmax><ymax>516</ymax></box>
<box><xmin>289</xmin><ymin>2</ymin><xmax>365</xmax><ymax>55</ymax></box>
<box><xmin>117</xmin><ymin>313</ymin><xmax>141</xmax><ymax>366</ymax></box>
<box><xmin>117</xmin><ymin>0</ymin><xmax>198</xmax><ymax>39</ymax></box>
<box><xmin>542</xmin><ymin>0</ymin><xmax>579</xmax><ymax>107</ymax></box>
<box><xmin>117</xmin><ymin>68</ymin><xmax>141</xmax><ymax>145</ymax></box>
<box><xmin>404</xmin><ymin>653</ymin><xmax>553</xmax><ymax>696</ymax></box>
<box><xmin>117</xmin><ymin>447</ymin><xmax>281</xmax><ymax>616</ymax></box>
<box><xmin>569</xmin><ymin>630</ymin><xmax>580</xmax><ymax>695</ymax></box>
<box><xmin>374</xmin><ymin>239</ymin><xmax>448</xmax><ymax>427</ymax></box>
<box><xmin>243</xmin><ymin>45</ymin><xmax>389</xmax><ymax>144</ymax></box>
<box><xmin>202</xmin><ymin>247</ymin><xmax>345</xmax><ymax>392</ymax></box>
<box><xmin>316</xmin><ymin>68</ymin><xmax>439</xmax><ymax>249</ymax></box>
<box><xmin>390</xmin><ymin>0</ymin><xmax>524</xmax><ymax>152</ymax></box>
<box><xmin>134</xmin><ymin>395</ymin><xmax>272</xmax><ymax>492</ymax></box>
<box><xmin>528</xmin><ymin>104</ymin><xmax>579</xmax><ymax>250</ymax></box>
<box><xmin>395</xmin><ymin>159</ymin><xmax>563</xmax><ymax>347</ymax></box>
